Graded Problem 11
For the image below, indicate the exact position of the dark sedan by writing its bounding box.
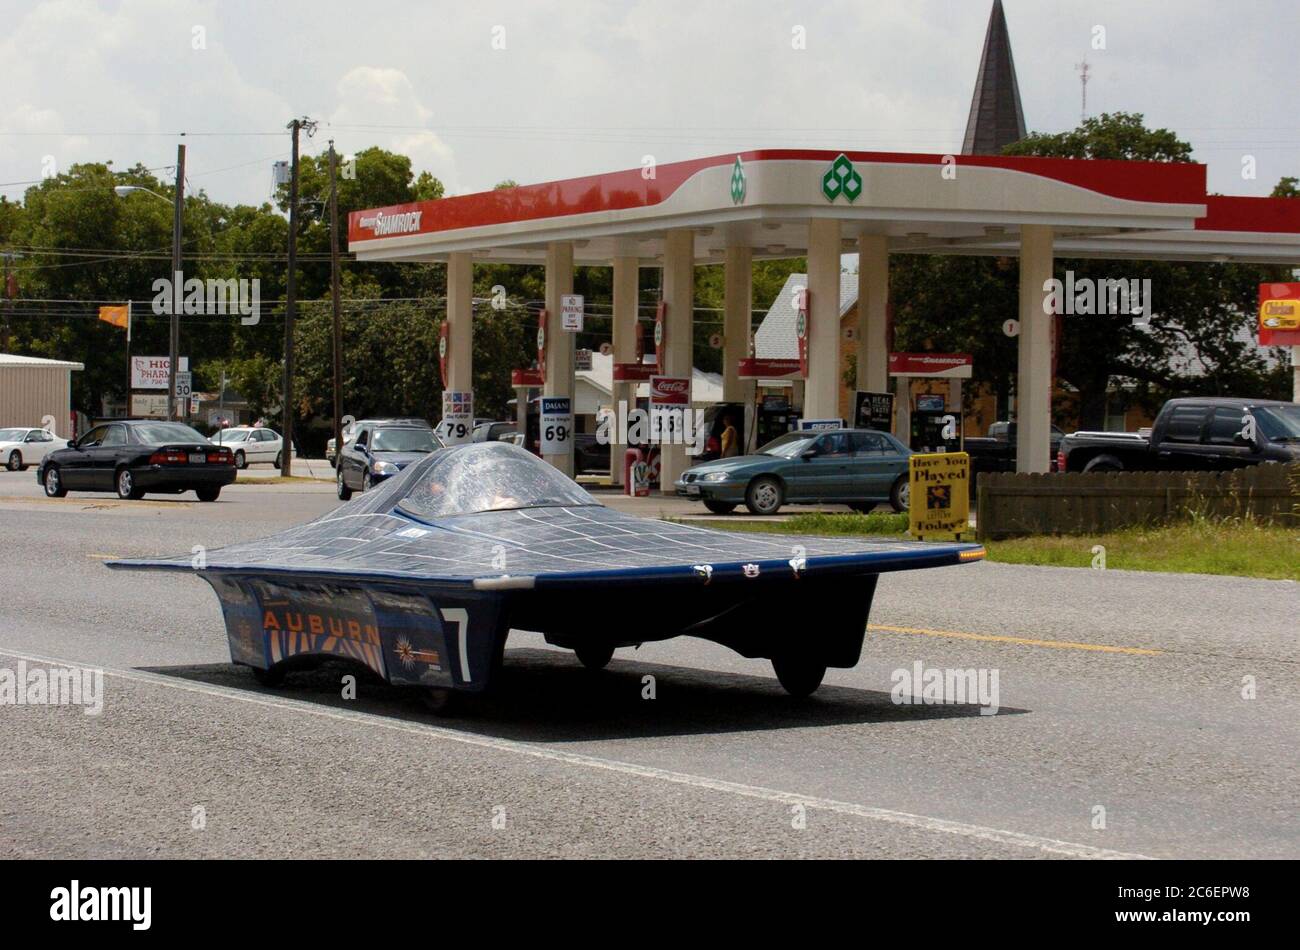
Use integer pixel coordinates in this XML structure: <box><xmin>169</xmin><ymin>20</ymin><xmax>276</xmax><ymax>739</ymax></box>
<box><xmin>337</xmin><ymin>423</ymin><xmax>442</xmax><ymax>499</ymax></box>
<box><xmin>38</xmin><ymin>420</ymin><xmax>235</xmax><ymax>501</ymax></box>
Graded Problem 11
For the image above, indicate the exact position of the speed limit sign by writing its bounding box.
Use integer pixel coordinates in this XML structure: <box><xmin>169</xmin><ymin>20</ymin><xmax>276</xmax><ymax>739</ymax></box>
<box><xmin>539</xmin><ymin>397</ymin><xmax>572</xmax><ymax>456</ymax></box>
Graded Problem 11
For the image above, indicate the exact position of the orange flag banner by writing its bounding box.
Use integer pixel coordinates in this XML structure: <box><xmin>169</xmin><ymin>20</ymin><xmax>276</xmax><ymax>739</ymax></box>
<box><xmin>98</xmin><ymin>305</ymin><xmax>129</xmax><ymax>330</ymax></box>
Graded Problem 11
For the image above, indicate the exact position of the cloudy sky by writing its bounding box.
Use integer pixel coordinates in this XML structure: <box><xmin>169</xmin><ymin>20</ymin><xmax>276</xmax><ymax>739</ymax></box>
<box><xmin>1</xmin><ymin>0</ymin><xmax>1294</xmax><ymax>207</ymax></box>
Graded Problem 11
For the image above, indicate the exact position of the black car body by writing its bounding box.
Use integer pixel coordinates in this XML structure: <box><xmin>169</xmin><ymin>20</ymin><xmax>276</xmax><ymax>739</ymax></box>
<box><xmin>1057</xmin><ymin>397</ymin><xmax>1300</xmax><ymax>472</ymax></box>
<box><xmin>965</xmin><ymin>421</ymin><xmax>1065</xmax><ymax>476</ymax></box>
<box><xmin>472</xmin><ymin>421</ymin><xmax>517</xmax><ymax>443</ymax></box>
<box><xmin>337</xmin><ymin>423</ymin><xmax>443</xmax><ymax>499</ymax></box>
<box><xmin>38</xmin><ymin>420</ymin><xmax>235</xmax><ymax>501</ymax></box>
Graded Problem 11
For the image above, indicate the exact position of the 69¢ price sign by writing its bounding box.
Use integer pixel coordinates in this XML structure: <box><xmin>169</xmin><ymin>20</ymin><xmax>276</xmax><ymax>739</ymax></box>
<box><xmin>540</xmin><ymin>397</ymin><xmax>573</xmax><ymax>455</ymax></box>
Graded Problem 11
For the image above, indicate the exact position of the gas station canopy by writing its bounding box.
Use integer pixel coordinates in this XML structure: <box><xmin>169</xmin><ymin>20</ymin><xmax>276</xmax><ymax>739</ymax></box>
<box><xmin>347</xmin><ymin>149</ymin><xmax>1300</xmax><ymax>486</ymax></box>
<box><xmin>348</xmin><ymin>149</ymin><xmax>1300</xmax><ymax>266</ymax></box>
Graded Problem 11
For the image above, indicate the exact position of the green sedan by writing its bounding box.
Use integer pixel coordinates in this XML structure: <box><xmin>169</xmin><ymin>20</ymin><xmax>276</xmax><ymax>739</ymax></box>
<box><xmin>675</xmin><ymin>428</ymin><xmax>912</xmax><ymax>516</ymax></box>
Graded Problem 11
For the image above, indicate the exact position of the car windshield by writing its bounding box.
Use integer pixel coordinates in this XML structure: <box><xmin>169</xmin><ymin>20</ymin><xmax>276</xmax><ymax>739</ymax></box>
<box><xmin>130</xmin><ymin>423</ymin><xmax>208</xmax><ymax>444</ymax></box>
<box><xmin>214</xmin><ymin>429</ymin><xmax>251</xmax><ymax>442</ymax></box>
<box><xmin>372</xmin><ymin>427</ymin><xmax>439</xmax><ymax>453</ymax></box>
<box><xmin>398</xmin><ymin>442</ymin><xmax>596</xmax><ymax>519</ymax></box>
<box><xmin>0</xmin><ymin>428</ymin><xmax>27</xmax><ymax>442</ymax></box>
<box><xmin>757</xmin><ymin>432</ymin><xmax>820</xmax><ymax>458</ymax></box>
<box><xmin>1257</xmin><ymin>405</ymin><xmax>1300</xmax><ymax>442</ymax></box>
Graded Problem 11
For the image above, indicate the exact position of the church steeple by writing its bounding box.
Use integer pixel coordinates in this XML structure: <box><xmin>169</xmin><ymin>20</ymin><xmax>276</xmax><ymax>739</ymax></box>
<box><xmin>961</xmin><ymin>0</ymin><xmax>1027</xmax><ymax>155</ymax></box>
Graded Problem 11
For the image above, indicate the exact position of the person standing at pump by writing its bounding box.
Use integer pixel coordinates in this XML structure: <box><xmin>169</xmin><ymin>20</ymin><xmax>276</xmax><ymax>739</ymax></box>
<box><xmin>720</xmin><ymin>415</ymin><xmax>739</xmax><ymax>458</ymax></box>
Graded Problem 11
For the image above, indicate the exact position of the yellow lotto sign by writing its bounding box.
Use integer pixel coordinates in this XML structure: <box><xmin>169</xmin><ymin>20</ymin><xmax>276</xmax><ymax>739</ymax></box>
<box><xmin>908</xmin><ymin>452</ymin><xmax>971</xmax><ymax>541</ymax></box>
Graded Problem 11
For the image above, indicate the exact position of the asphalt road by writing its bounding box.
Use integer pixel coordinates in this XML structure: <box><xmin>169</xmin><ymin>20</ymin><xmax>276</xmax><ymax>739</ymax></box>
<box><xmin>0</xmin><ymin>467</ymin><xmax>1296</xmax><ymax>859</ymax></box>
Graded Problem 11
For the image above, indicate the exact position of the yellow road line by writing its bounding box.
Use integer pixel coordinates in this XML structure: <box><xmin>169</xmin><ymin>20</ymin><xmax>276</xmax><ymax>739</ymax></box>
<box><xmin>869</xmin><ymin>624</ymin><xmax>1163</xmax><ymax>656</ymax></box>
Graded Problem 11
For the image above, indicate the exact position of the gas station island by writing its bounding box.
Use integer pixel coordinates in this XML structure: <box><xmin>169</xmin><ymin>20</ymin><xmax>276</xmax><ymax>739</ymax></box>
<box><xmin>348</xmin><ymin>149</ymin><xmax>1300</xmax><ymax>491</ymax></box>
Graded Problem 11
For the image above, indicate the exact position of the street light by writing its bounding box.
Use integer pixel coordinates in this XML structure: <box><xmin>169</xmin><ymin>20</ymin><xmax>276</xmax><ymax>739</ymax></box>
<box><xmin>114</xmin><ymin>144</ymin><xmax>185</xmax><ymax>420</ymax></box>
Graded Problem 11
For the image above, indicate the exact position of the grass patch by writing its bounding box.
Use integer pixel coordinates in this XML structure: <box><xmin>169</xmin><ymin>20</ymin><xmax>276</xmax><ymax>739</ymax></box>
<box><xmin>987</xmin><ymin>518</ymin><xmax>1298</xmax><ymax>581</ymax></box>
<box><xmin>685</xmin><ymin>511</ymin><xmax>1298</xmax><ymax>580</ymax></box>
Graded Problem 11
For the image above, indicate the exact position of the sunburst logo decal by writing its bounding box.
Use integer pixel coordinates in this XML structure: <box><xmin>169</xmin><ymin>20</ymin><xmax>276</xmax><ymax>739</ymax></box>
<box><xmin>396</xmin><ymin>636</ymin><xmax>416</xmax><ymax>669</ymax></box>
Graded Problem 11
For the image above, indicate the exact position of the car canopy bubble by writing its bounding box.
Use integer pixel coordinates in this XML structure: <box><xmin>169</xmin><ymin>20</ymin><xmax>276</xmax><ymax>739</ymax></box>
<box><xmin>396</xmin><ymin>441</ymin><xmax>597</xmax><ymax>520</ymax></box>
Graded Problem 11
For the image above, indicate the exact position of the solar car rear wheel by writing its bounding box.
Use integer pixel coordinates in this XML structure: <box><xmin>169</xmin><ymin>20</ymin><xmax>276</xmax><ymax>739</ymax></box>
<box><xmin>575</xmin><ymin>643</ymin><xmax>615</xmax><ymax>671</ymax></box>
<box><xmin>196</xmin><ymin>487</ymin><xmax>221</xmax><ymax>502</ymax></box>
<box><xmin>745</xmin><ymin>476</ymin><xmax>783</xmax><ymax>516</ymax></box>
<box><xmin>772</xmin><ymin>652</ymin><xmax>827</xmax><ymax>698</ymax></box>
<box><xmin>703</xmin><ymin>500</ymin><xmax>736</xmax><ymax>515</ymax></box>
<box><xmin>420</xmin><ymin>687</ymin><xmax>457</xmax><ymax>715</ymax></box>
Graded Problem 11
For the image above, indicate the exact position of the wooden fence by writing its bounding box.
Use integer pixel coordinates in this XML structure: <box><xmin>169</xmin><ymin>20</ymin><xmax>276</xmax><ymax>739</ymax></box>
<box><xmin>976</xmin><ymin>463</ymin><xmax>1300</xmax><ymax>540</ymax></box>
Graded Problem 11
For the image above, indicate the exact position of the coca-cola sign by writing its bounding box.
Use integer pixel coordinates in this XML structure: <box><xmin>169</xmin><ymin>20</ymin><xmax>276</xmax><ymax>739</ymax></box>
<box><xmin>649</xmin><ymin>375</ymin><xmax>690</xmax><ymax>406</ymax></box>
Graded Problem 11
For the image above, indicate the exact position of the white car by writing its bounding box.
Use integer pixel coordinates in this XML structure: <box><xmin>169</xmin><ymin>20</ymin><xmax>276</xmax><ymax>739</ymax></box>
<box><xmin>0</xmin><ymin>427</ymin><xmax>68</xmax><ymax>471</ymax></box>
<box><xmin>211</xmin><ymin>426</ymin><xmax>288</xmax><ymax>469</ymax></box>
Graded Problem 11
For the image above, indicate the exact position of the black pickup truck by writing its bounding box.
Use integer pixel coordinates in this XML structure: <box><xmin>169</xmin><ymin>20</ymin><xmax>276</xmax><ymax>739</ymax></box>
<box><xmin>966</xmin><ymin>421</ymin><xmax>1066</xmax><ymax>475</ymax></box>
<box><xmin>1056</xmin><ymin>397</ymin><xmax>1300</xmax><ymax>473</ymax></box>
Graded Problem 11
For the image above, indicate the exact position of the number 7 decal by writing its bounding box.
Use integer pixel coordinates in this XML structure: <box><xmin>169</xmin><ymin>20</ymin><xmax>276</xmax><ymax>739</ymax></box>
<box><xmin>440</xmin><ymin>608</ymin><xmax>471</xmax><ymax>683</ymax></box>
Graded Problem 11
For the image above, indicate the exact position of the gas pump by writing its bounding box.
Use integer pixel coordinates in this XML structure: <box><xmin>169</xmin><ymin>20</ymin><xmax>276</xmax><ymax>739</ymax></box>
<box><xmin>753</xmin><ymin>395</ymin><xmax>796</xmax><ymax>451</ymax></box>
<box><xmin>910</xmin><ymin>394</ymin><xmax>963</xmax><ymax>453</ymax></box>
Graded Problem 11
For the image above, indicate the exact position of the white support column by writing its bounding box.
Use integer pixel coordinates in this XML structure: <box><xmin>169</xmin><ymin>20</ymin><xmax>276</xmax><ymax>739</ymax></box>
<box><xmin>723</xmin><ymin>245</ymin><xmax>752</xmax><ymax>403</ymax></box>
<box><xmin>659</xmin><ymin>229</ymin><xmax>694</xmax><ymax>491</ymax></box>
<box><xmin>1292</xmin><ymin>345</ymin><xmax>1300</xmax><ymax>403</ymax></box>
<box><xmin>856</xmin><ymin>233</ymin><xmax>889</xmax><ymax>394</ymax></box>
<box><xmin>805</xmin><ymin>218</ymin><xmax>842</xmax><ymax>421</ymax></box>
<box><xmin>610</xmin><ymin>255</ymin><xmax>639</xmax><ymax>486</ymax></box>
<box><xmin>543</xmin><ymin>241</ymin><xmax>575</xmax><ymax>476</ymax></box>
<box><xmin>1016</xmin><ymin>225</ymin><xmax>1054</xmax><ymax>473</ymax></box>
<box><xmin>895</xmin><ymin>376</ymin><xmax>910</xmax><ymax>443</ymax></box>
<box><xmin>445</xmin><ymin>252</ymin><xmax>473</xmax><ymax>395</ymax></box>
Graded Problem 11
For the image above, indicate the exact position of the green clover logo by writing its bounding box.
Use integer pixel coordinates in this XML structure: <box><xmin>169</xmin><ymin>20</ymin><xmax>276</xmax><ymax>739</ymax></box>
<box><xmin>822</xmin><ymin>154</ymin><xmax>862</xmax><ymax>203</ymax></box>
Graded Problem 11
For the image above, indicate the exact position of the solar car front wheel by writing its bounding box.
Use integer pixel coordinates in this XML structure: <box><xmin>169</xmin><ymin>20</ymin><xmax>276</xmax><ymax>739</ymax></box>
<box><xmin>575</xmin><ymin>643</ymin><xmax>615</xmax><ymax>670</ymax></box>
<box><xmin>250</xmin><ymin>665</ymin><xmax>285</xmax><ymax>687</ymax></box>
<box><xmin>703</xmin><ymin>500</ymin><xmax>736</xmax><ymax>515</ymax></box>
<box><xmin>771</xmin><ymin>651</ymin><xmax>827</xmax><ymax>698</ymax></box>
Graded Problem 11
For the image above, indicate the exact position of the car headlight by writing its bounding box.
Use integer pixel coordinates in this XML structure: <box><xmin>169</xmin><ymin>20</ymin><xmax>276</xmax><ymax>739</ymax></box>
<box><xmin>700</xmin><ymin>471</ymin><xmax>730</xmax><ymax>482</ymax></box>
<box><xmin>372</xmin><ymin>460</ymin><xmax>398</xmax><ymax>476</ymax></box>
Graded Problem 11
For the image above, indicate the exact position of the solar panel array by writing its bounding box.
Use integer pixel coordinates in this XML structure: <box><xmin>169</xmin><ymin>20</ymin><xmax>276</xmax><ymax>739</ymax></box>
<box><xmin>113</xmin><ymin>443</ymin><xmax>964</xmax><ymax>581</ymax></box>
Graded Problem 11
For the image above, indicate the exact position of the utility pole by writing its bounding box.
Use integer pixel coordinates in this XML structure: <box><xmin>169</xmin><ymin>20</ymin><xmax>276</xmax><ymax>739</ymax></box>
<box><xmin>328</xmin><ymin>140</ymin><xmax>344</xmax><ymax>470</ymax></box>
<box><xmin>281</xmin><ymin>116</ymin><xmax>315</xmax><ymax>477</ymax></box>
<box><xmin>2</xmin><ymin>251</ymin><xmax>17</xmax><ymax>353</ymax></box>
<box><xmin>169</xmin><ymin>143</ymin><xmax>186</xmax><ymax>421</ymax></box>
<box><xmin>1075</xmin><ymin>60</ymin><xmax>1091</xmax><ymax>124</ymax></box>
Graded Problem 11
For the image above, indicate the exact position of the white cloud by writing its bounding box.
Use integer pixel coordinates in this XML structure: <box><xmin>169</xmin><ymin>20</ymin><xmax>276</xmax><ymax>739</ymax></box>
<box><xmin>1</xmin><ymin>0</ymin><xmax>1296</xmax><ymax>205</ymax></box>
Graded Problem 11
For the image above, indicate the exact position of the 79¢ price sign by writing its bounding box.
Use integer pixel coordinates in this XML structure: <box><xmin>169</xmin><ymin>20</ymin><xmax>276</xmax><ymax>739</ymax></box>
<box><xmin>540</xmin><ymin>397</ymin><xmax>573</xmax><ymax>455</ymax></box>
